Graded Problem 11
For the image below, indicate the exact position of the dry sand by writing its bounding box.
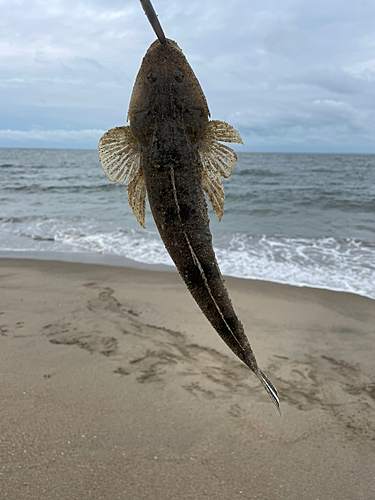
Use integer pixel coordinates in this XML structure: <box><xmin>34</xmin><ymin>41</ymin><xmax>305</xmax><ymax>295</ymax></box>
<box><xmin>0</xmin><ymin>257</ymin><xmax>374</xmax><ymax>499</ymax></box>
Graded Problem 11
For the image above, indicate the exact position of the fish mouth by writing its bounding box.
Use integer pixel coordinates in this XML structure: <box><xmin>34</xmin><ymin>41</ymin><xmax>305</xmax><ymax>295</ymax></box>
<box><xmin>147</xmin><ymin>38</ymin><xmax>183</xmax><ymax>54</ymax></box>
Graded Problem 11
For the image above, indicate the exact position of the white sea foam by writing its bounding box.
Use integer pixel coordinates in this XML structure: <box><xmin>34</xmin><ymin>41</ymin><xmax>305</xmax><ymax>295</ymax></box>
<box><xmin>56</xmin><ymin>228</ymin><xmax>174</xmax><ymax>266</ymax></box>
<box><xmin>214</xmin><ymin>233</ymin><xmax>375</xmax><ymax>299</ymax></box>
<box><xmin>1</xmin><ymin>216</ymin><xmax>374</xmax><ymax>300</ymax></box>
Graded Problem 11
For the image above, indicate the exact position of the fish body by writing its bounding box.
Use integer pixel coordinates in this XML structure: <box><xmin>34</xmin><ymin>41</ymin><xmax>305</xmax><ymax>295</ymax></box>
<box><xmin>98</xmin><ymin>39</ymin><xmax>280</xmax><ymax>411</ymax></box>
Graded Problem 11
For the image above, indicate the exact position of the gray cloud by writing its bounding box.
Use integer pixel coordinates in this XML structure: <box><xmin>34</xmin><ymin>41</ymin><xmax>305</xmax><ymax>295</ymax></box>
<box><xmin>0</xmin><ymin>128</ymin><xmax>104</xmax><ymax>148</ymax></box>
<box><xmin>297</xmin><ymin>67</ymin><xmax>364</xmax><ymax>95</ymax></box>
<box><xmin>1</xmin><ymin>0</ymin><xmax>375</xmax><ymax>151</ymax></box>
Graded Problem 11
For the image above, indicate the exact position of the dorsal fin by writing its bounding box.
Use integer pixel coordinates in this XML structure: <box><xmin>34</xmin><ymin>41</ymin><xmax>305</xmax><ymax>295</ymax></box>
<box><xmin>98</xmin><ymin>126</ymin><xmax>147</xmax><ymax>227</ymax></box>
<box><xmin>198</xmin><ymin>120</ymin><xmax>243</xmax><ymax>221</ymax></box>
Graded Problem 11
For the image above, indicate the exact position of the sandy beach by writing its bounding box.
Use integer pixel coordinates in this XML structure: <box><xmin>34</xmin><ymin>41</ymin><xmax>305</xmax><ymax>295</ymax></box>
<box><xmin>1</xmin><ymin>257</ymin><xmax>374</xmax><ymax>499</ymax></box>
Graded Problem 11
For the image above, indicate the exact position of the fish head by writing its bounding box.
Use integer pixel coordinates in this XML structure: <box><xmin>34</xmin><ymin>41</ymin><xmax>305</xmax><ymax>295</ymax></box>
<box><xmin>128</xmin><ymin>39</ymin><xmax>210</xmax><ymax>146</ymax></box>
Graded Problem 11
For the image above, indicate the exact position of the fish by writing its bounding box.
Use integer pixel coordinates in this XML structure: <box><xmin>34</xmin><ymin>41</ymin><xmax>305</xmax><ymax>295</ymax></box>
<box><xmin>97</xmin><ymin>37</ymin><xmax>280</xmax><ymax>413</ymax></box>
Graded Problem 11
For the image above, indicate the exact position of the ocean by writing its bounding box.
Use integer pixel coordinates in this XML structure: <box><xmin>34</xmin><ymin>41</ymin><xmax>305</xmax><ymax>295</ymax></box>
<box><xmin>0</xmin><ymin>147</ymin><xmax>374</xmax><ymax>299</ymax></box>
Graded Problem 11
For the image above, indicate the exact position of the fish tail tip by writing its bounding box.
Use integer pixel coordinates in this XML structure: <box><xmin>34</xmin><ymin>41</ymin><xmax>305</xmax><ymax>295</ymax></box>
<box><xmin>257</xmin><ymin>369</ymin><xmax>282</xmax><ymax>415</ymax></box>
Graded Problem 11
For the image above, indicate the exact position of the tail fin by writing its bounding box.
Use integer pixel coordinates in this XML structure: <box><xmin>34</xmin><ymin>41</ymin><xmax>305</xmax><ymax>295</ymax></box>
<box><xmin>257</xmin><ymin>369</ymin><xmax>281</xmax><ymax>415</ymax></box>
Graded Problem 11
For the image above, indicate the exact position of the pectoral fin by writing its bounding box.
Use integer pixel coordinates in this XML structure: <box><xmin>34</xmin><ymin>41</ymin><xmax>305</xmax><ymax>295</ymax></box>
<box><xmin>98</xmin><ymin>126</ymin><xmax>146</xmax><ymax>227</ymax></box>
<box><xmin>198</xmin><ymin>121</ymin><xmax>243</xmax><ymax>221</ymax></box>
<box><xmin>127</xmin><ymin>170</ymin><xmax>147</xmax><ymax>228</ymax></box>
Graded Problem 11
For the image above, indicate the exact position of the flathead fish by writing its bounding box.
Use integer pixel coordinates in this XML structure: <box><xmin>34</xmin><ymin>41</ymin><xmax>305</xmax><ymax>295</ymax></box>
<box><xmin>98</xmin><ymin>37</ymin><xmax>280</xmax><ymax>412</ymax></box>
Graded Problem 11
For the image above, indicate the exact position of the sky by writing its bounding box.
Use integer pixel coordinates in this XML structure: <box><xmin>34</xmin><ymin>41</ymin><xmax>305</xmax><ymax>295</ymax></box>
<box><xmin>1</xmin><ymin>0</ymin><xmax>375</xmax><ymax>152</ymax></box>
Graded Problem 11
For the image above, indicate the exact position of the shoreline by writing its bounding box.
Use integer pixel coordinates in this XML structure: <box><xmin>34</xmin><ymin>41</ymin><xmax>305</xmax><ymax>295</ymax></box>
<box><xmin>1</xmin><ymin>257</ymin><xmax>374</xmax><ymax>499</ymax></box>
<box><xmin>1</xmin><ymin>250</ymin><xmax>373</xmax><ymax>302</ymax></box>
<box><xmin>0</xmin><ymin>249</ymin><xmax>175</xmax><ymax>273</ymax></box>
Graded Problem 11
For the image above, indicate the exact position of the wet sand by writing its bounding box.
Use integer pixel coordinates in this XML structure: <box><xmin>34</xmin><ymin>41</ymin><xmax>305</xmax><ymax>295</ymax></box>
<box><xmin>1</xmin><ymin>257</ymin><xmax>374</xmax><ymax>499</ymax></box>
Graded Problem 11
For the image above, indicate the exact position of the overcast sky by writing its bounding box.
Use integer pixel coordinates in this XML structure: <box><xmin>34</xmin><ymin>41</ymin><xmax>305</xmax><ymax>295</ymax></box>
<box><xmin>1</xmin><ymin>0</ymin><xmax>375</xmax><ymax>152</ymax></box>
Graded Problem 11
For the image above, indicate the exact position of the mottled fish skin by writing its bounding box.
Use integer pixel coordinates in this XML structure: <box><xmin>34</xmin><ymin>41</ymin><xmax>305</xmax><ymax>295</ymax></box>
<box><xmin>98</xmin><ymin>39</ymin><xmax>280</xmax><ymax>412</ymax></box>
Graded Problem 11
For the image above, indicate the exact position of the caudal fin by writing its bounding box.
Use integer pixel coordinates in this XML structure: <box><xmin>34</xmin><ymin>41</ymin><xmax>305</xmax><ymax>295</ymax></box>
<box><xmin>256</xmin><ymin>369</ymin><xmax>281</xmax><ymax>415</ymax></box>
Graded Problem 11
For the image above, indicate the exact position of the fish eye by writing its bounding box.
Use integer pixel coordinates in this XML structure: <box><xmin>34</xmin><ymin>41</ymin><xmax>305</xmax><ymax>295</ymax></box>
<box><xmin>147</xmin><ymin>72</ymin><xmax>157</xmax><ymax>83</ymax></box>
<box><xmin>174</xmin><ymin>70</ymin><xmax>184</xmax><ymax>83</ymax></box>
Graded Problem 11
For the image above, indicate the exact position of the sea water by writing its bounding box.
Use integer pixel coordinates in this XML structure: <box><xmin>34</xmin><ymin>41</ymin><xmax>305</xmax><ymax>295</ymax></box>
<box><xmin>0</xmin><ymin>148</ymin><xmax>374</xmax><ymax>299</ymax></box>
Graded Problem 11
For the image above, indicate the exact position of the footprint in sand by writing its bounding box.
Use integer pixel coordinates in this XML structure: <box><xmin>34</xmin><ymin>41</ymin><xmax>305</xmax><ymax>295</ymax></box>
<box><xmin>41</xmin><ymin>285</ymin><xmax>262</xmax><ymax>403</ymax></box>
<box><xmin>269</xmin><ymin>354</ymin><xmax>375</xmax><ymax>438</ymax></box>
<box><xmin>41</xmin><ymin>284</ymin><xmax>375</xmax><ymax>437</ymax></box>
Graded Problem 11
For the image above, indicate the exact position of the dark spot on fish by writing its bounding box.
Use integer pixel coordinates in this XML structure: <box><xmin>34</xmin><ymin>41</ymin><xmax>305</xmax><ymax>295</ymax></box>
<box><xmin>184</xmin><ymin>263</ymin><xmax>203</xmax><ymax>287</ymax></box>
<box><xmin>147</xmin><ymin>71</ymin><xmax>157</xmax><ymax>83</ymax></box>
<box><xmin>201</xmin><ymin>263</ymin><xmax>220</xmax><ymax>281</ymax></box>
<box><xmin>224</xmin><ymin>315</ymin><xmax>240</xmax><ymax>333</ymax></box>
<box><xmin>174</xmin><ymin>70</ymin><xmax>184</xmax><ymax>83</ymax></box>
<box><xmin>177</xmin><ymin>184</ymin><xmax>191</xmax><ymax>198</ymax></box>
<box><xmin>179</xmin><ymin>203</ymin><xmax>196</xmax><ymax>222</ymax></box>
<box><xmin>163</xmin><ymin>206</ymin><xmax>177</xmax><ymax>224</ymax></box>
